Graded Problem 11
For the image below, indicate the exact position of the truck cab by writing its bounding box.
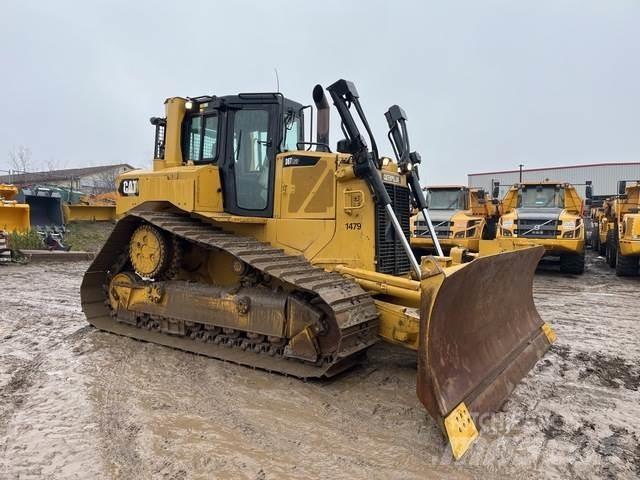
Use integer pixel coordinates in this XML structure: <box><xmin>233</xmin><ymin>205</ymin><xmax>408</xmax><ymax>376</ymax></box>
<box><xmin>497</xmin><ymin>181</ymin><xmax>585</xmax><ymax>274</ymax></box>
<box><xmin>411</xmin><ymin>185</ymin><xmax>499</xmax><ymax>253</ymax></box>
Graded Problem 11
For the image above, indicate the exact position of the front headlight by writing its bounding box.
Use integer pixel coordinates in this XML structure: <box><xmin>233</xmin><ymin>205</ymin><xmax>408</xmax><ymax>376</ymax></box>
<box><xmin>563</xmin><ymin>221</ymin><xmax>576</xmax><ymax>230</ymax></box>
<box><xmin>502</xmin><ymin>220</ymin><xmax>514</xmax><ymax>228</ymax></box>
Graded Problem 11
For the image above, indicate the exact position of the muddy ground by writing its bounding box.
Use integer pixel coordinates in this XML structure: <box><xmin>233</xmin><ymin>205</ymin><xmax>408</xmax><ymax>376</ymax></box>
<box><xmin>0</xmin><ymin>252</ymin><xmax>638</xmax><ymax>479</ymax></box>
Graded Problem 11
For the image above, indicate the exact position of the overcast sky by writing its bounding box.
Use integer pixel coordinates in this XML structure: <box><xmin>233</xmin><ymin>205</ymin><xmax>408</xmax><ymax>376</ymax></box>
<box><xmin>1</xmin><ymin>0</ymin><xmax>639</xmax><ymax>184</ymax></box>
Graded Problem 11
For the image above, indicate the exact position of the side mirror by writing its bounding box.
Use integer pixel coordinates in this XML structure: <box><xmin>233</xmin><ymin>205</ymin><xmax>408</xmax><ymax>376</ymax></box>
<box><xmin>585</xmin><ymin>181</ymin><xmax>593</xmax><ymax>200</ymax></box>
<box><xmin>492</xmin><ymin>181</ymin><xmax>500</xmax><ymax>199</ymax></box>
<box><xmin>618</xmin><ymin>181</ymin><xmax>627</xmax><ymax>196</ymax></box>
<box><xmin>336</xmin><ymin>138</ymin><xmax>350</xmax><ymax>154</ymax></box>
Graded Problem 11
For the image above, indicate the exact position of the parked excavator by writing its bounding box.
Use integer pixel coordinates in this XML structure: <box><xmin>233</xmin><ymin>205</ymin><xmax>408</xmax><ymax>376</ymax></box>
<box><xmin>81</xmin><ymin>79</ymin><xmax>555</xmax><ymax>459</ymax></box>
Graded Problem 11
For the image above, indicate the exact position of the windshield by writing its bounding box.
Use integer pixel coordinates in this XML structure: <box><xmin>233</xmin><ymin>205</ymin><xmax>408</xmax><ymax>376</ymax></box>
<box><xmin>427</xmin><ymin>189</ymin><xmax>465</xmax><ymax>210</ymax></box>
<box><xmin>518</xmin><ymin>186</ymin><xmax>564</xmax><ymax>208</ymax></box>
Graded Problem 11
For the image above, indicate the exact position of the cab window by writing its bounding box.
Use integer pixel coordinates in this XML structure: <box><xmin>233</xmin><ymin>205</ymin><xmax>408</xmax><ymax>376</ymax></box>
<box><xmin>202</xmin><ymin>115</ymin><xmax>218</xmax><ymax>161</ymax></box>
<box><xmin>185</xmin><ymin>114</ymin><xmax>218</xmax><ymax>163</ymax></box>
<box><xmin>427</xmin><ymin>189</ymin><xmax>465</xmax><ymax>210</ymax></box>
<box><xmin>519</xmin><ymin>186</ymin><xmax>564</xmax><ymax>208</ymax></box>
<box><xmin>187</xmin><ymin>117</ymin><xmax>202</xmax><ymax>162</ymax></box>
<box><xmin>281</xmin><ymin>113</ymin><xmax>302</xmax><ymax>152</ymax></box>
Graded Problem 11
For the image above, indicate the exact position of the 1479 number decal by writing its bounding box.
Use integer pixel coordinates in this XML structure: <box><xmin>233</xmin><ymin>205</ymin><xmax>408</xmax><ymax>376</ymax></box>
<box><xmin>345</xmin><ymin>222</ymin><xmax>362</xmax><ymax>230</ymax></box>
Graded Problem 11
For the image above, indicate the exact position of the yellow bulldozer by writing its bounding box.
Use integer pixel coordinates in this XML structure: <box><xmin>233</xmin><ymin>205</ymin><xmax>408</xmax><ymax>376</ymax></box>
<box><xmin>81</xmin><ymin>80</ymin><xmax>555</xmax><ymax>459</ymax></box>
<box><xmin>496</xmin><ymin>181</ymin><xmax>586</xmax><ymax>274</ymax></box>
<box><xmin>604</xmin><ymin>181</ymin><xmax>640</xmax><ymax>276</ymax></box>
<box><xmin>411</xmin><ymin>185</ymin><xmax>499</xmax><ymax>255</ymax></box>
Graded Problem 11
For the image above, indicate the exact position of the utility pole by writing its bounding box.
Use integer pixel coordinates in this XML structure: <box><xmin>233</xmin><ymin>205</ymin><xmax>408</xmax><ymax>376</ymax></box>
<box><xmin>519</xmin><ymin>164</ymin><xmax>524</xmax><ymax>183</ymax></box>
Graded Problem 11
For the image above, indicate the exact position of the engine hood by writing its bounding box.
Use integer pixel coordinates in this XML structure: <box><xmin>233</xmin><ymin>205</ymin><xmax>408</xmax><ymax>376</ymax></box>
<box><xmin>419</xmin><ymin>209</ymin><xmax>458</xmax><ymax>223</ymax></box>
<box><xmin>514</xmin><ymin>207</ymin><xmax>563</xmax><ymax>221</ymax></box>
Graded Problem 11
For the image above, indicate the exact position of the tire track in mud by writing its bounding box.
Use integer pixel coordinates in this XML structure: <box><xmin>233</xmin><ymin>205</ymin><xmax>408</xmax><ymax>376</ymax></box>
<box><xmin>519</xmin><ymin>253</ymin><xmax>640</xmax><ymax>479</ymax></box>
<box><xmin>0</xmin><ymin>262</ymin><xmax>102</xmax><ymax>478</ymax></box>
<box><xmin>0</xmin><ymin>355</ymin><xmax>44</xmax><ymax>430</ymax></box>
<box><xmin>0</xmin><ymin>253</ymin><xmax>639</xmax><ymax>479</ymax></box>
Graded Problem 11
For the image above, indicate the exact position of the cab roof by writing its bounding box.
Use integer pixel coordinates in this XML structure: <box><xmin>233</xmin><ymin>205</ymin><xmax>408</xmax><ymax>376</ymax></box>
<box><xmin>513</xmin><ymin>181</ymin><xmax>571</xmax><ymax>188</ymax></box>
<box><xmin>185</xmin><ymin>93</ymin><xmax>304</xmax><ymax>114</ymax></box>
<box><xmin>425</xmin><ymin>184</ymin><xmax>468</xmax><ymax>190</ymax></box>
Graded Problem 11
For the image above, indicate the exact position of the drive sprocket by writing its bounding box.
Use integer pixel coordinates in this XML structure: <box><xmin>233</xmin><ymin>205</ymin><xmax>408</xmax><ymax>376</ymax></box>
<box><xmin>129</xmin><ymin>224</ymin><xmax>171</xmax><ymax>278</ymax></box>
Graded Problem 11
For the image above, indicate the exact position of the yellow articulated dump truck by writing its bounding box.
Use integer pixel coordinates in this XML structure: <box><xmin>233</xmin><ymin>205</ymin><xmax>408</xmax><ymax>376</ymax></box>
<box><xmin>588</xmin><ymin>205</ymin><xmax>604</xmax><ymax>253</ymax></box>
<box><xmin>411</xmin><ymin>185</ymin><xmax>499</xmax><ymax>254</ymax></box>
<box><xmin>606</xmin><ymin>181</ymin><xmax>640</xmax><ymax>276</ymax></box>
<box><xmin>591</xmin><ymin>198</ymin><xmax>614</xmax><ymax>258</ymax></box>
<box><xmin>496</xmin><ymin>182</ymin><xmax>586</xmax><ymax>274</ymax></box>
<box><xmin>81</xmin><ymin>80</ymin><xmax>555</xmax><ymax>459</ymax></box>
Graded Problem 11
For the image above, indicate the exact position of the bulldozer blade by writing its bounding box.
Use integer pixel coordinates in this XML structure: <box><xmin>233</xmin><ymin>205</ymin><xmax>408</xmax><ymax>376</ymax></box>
<box><xmin>63</xmin><ymin>204</ymin><xmax>116</xmax><ymax>222</ymax></box>
<box><xmin>416</xmin><ymin>245</ymin><xmax>554</xmax><ymax>459</ymax></box>
<box><xmin>0</xmin><ymin>205</ymin><xmax>30</xmax><ymax>233</ymax></box>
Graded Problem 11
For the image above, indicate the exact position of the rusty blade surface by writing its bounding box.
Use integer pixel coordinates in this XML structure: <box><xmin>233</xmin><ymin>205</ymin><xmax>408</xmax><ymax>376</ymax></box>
<box><xmin>417</xmin><ymin>246</ymin><xmax>550</xmax><ymax>424</ymax></box>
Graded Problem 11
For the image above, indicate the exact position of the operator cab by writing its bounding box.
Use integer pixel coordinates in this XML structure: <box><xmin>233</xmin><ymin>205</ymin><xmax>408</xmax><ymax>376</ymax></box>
<box><xmin>179</xmin><ymin>93</ymin><xmax>305</xmax><ymax>217</ymax></box>
<box><xmin>517</xmin><ymin>184</ymin><xmax>565</xmax><ymax>209</ymax></box>
<box><xmin>426</xmin><ymin>187</ymin><xmax>468</xmax><ymax>211</ymax></box>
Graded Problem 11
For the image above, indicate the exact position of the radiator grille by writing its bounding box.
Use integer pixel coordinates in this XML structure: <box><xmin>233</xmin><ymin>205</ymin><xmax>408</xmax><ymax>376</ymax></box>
<box><xmin>414</xmin><ymin>219</ymin><xmax>452</xmax><ymax>238</ymax></box>
<box><xmin>375</xmin><ymin>183</ymin><xmax>411</xmax><ymax>275</ymax></box>
<box><xmin>515</xmin><ymin>218</ymin><xmax>561</xmax><ymax>238</ymax></box>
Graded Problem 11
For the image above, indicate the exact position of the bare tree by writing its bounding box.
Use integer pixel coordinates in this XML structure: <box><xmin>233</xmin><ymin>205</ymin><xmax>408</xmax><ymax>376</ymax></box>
<box><xmin>92</xmin><ymin>167</ymin><xmax>120</xmax><ymax>193</ymax></box>
<box><xmin>44</xmin><ymin>156</ymin><xmax>62</xmax><ymax>172</ymax></box>
<box><xmin>8</xmin><ymin>145</ymin><xmax>32</xmax><ymax>173</ymax></box>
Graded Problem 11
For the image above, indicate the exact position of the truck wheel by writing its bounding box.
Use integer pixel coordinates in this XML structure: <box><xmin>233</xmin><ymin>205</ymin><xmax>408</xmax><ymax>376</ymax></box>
<box><xmin>591</xmin><ymin>229</ymin><xmax>599</xmax><ymax>252</ymax></box>
<box><xmin>598</xmin><ymin>240</ymin><xmax>606</xmax><ymax>257</ymax></box>
<box><xmin>560</xmin><ymin>251</ymin><xmax>585</xmax><ymax>274</ymax></box>
<box><xmin>606</xmin><ymin>230</ymin><xmax>617</xmax><ymax>268</ymax></box>
<box><xmin>615</xmin><ymin>249</ymin><xmax>639</xmax><ymax>276</ymax></box>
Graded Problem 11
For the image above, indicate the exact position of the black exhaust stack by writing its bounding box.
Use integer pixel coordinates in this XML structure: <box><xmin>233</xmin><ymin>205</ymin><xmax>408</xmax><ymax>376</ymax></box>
<box><xmin>312</xmin><ymin>84</ymin><xmax>330</xmax><ymax>151</ymax></box>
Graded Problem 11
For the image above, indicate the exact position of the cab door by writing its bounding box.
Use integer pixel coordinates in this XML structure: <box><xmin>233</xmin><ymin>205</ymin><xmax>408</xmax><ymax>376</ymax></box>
<box><xmin>221</xmin><ymin>104</ymin><xmax>278</xmax><ymax>217</ymax></box>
